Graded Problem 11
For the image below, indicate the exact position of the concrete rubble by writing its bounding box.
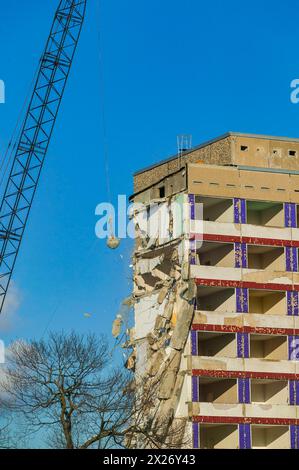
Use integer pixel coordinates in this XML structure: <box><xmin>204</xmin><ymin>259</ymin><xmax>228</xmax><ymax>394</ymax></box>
<box><xmin>110</xmin><ymin>192</ymin><xmax>194</xmax><ymax>447</ymax></box>
<box><xmin>118</xmin><ymin>193</ymin><xmax>194</xmax><ymax>447</ymax></box>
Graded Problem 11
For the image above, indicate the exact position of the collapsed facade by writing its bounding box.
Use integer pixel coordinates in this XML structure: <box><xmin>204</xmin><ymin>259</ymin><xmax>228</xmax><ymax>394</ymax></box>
<box><xmin>129</xmin><ymin>132</ymin><xmax>299</xmax><ymax>449</ymax></box>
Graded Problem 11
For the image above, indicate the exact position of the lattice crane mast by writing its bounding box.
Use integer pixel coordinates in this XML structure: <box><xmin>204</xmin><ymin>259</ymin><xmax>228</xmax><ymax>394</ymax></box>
<box><xmin>0</xmin><ymin>0</ymin><xmax>87</xmax><ymax>313</ymax></box>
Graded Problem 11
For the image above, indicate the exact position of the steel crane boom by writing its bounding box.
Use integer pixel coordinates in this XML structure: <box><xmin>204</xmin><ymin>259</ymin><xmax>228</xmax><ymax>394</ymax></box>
<box><xmin>0</xmin><ymin>0</ymin><xmax>87</xmax><ymax>313</ymax></box>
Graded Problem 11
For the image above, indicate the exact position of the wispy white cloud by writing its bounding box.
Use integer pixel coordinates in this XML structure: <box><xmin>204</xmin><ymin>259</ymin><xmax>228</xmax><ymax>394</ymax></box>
<box><xmin>0</xmin><ymin>282</ymin><xmax>22</xmax><ymax>333</ymax></box>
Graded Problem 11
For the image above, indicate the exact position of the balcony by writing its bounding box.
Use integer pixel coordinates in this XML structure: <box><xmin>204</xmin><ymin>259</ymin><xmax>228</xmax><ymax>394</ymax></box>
<box><xmin>196</xmin><ymin>286</ymin><xmax>235</xmax><ymax>313</ymax></box>
<box><xmin>199</xmin><ymin>424</ymin><xmax>238</xmax><ymax>449</ymax></box>
<box><xmin>251</xmin><ymin>425</ymin><xmax>289</xmax><ymax>449</ymax></box>
<box><xmin>248</xmin><ymin>290</ymin><xmax>286</xmax><ymax>316</ymax></box>
<box><xmin>197</xmin><ymin>331</ymin><xmax>236</xmax><ymax>358</ymax></box>
<box><xmin>251</xmin><ymin>379</ymin><xmax>288</xmax><ymax>405</ymax></box>
<box><xmin>246</xmin><ymin>201</ymin><xmax>284</xmax><ymax>228</ymax></box>
<box><xmin>195</xmin><ymin>196</ymin><xmax>233</xmax><ymax>223</ymax></box>
<box><xmin>250</xmin><ymin>334</ymin><xmax>288</xmax><ymax>361</ymax></box>
<box><xmin>247</xmin><ymin>245</ymin><xmax>285</xmax><ymax>271</ymax></box>
<box><xmin>197</xmin><ymin>241</ymin><xmax>235</xmax><ymax>268</ymax></box>
<box><xmin>197</xmin><ymin>377</ymin><xmax>237</xmax><ymax>404</ymax></box>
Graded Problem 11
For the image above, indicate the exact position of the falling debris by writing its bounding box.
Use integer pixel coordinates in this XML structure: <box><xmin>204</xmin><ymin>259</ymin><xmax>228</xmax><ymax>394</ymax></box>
<box><xmin>112</xmin><ymin>314</ymin><xmax>123</xmax><ymax>338</ymax></box>
<box><xmin>84</xmin><ymin>313</ymin><xmax>92</xmax><ymax>319</ymax></box>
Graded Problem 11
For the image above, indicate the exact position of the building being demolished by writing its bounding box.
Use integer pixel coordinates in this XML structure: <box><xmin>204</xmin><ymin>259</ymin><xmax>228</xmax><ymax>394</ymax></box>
<box><xmin>127</xmin><ymin>132</ymin><xmax>299</xmax><ymax>449</ymax></box>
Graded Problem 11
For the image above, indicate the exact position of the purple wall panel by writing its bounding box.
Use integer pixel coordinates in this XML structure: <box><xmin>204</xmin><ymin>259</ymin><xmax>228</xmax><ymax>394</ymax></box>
<box><xmin>236</xmin><ymin>288</ymin><xmax>249</xmax><ymax>313</ymax></box>
<box><xmin>235</xmin><ymin>243</ymin><xmax>247</xmax><ymax>268</ymax></box>
<box><xmin>289</xmin><ymin>380</ymin><xmax>299</xmax><ymax>405</ymax></box>
<box><xmin>191</xmin><ymin>331</ymin><xmax>198</xmax><ymax>356</ymax></box>
<box><xmin>239</xmin><ymin>424</ymin><xmax>251</xmax><ymax>449</ymax></box>
<box><xmin>289</xmin><ymin>335</ymin><xmax>299</xmax><ymax>361</ymax></box>
<box><xmin>287</xmin><ymin>291</ymin><xmax>299</xmax><ymax>316</ymax></box>
<box><xmin>192</xmin><ymin>376</ymin><xmax>199</xmax><ymax>402</ymax></box>
<box><xmin>238</xmin><ymin>378</ymin><xmax>250</xmax><ymax>404</ymax></box>
<box><xmin>286</xmin><ymin>247</ymin><xmax>298</xmax><ymax>272</ymax></box>
<box><xmin>290</xmin><ymin>426</ymin><xmax>299</xmax><ymax>449</ymax></box>
<box><xmin>193</xmin><ymin>423</ymin><xmax>200</xmax><ymax>449</ymax></box>
<box><xmin>237</xmin><ymin>333</ymin><xmax>249</xmax><ymax>358</ymax></box>
<box><xmin>284</xmin><ymin>203</ymin><xmax>297</xmax><ymax>228</ymax></box>
<box><xmin>234</xmin><ymin>198</ymin><xmax>246</xmax><ymax>224</ymax></box>
<box><xmin>189</xmin><ymin>194</ymin><xmax>195</xmax><ymax>221</ymax></box>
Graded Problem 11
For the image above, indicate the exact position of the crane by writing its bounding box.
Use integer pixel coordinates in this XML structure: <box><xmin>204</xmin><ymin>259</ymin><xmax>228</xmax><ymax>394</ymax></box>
<box><xmin>0</xmin><ymin>0</ymin><xmax>87</xmax><ymax>313</ymax></box>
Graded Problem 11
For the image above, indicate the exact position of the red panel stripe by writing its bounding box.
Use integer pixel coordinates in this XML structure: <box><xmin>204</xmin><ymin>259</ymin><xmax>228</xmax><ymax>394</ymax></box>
<box><xmin>193</xmin><ymin>416</ymin><xmax>299</xmax><ymax>425</ymax></box>
<box><xmin>192</xmin><ymin>369</ymin><xmax>297</xmax><ymax>380</ymax></box>
<box><xmin>191</xmin><ymin>232</ymin><xmax>299</xmax><ymax>248</ymax></box>
<box><xmin>191</xmin><ymin>323</ymin><xmax>299</xmax><ymax>336</ymax></box>
<box><xmin>195</xmin><ymin>278</ymin><xmax>297</xmax><ymax>291</ymax></box>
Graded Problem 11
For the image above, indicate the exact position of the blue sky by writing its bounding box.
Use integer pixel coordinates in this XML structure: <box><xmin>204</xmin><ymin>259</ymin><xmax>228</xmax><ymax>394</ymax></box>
<box><xmin>0</xmin><ymin>0</ymin><xmax>299</xmax><ymax>348</ymax></box>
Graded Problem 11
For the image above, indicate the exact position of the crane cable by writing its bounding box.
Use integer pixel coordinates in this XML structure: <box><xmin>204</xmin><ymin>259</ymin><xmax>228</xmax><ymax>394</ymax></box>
<box><xmin>96</xmin><ymin>0</ymin><xmax>120</xmax><ymax>249</ymax></box>
<box><xmin>96</xmin><ymin>0</ymin><xmax>111</xmax><ymax>205</ymax></box>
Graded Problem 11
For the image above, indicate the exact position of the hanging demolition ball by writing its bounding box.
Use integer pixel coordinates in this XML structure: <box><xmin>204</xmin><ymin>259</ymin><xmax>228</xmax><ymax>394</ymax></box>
<box><xmin>107</xmin><ymin>235</ymin><xmax>121</xmax><ymax>250</ymax></box>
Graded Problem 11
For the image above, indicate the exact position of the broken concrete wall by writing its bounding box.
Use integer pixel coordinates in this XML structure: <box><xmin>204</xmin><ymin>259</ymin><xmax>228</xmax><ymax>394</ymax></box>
<box><xmin>132</xmin><ymin>193</ymin><xmax>189</xmax><ymax>256</ymax></box>
<box><xmin>127</xmin><ymin>235</ymin><xmax>195</xmax><ymax>448</ymax></box>
<box><xmin>115</xmin><ymin>183</ymin><xmax>196</xmax><ymax>449</ymax></box>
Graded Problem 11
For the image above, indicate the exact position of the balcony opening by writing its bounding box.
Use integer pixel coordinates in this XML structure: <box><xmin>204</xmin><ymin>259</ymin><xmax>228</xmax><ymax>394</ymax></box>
<box><xmin>198</xmin><ymin>377</ymin><xmax>237</xmax><ymax>404</ymax></box>
<box><xmin>248</xmin><ymin>289</ymin><xmax>285</xmax><ymax>315</ymax></box>
<box><xmin>200</xmin><ymin>424</ymin><xmax>238</xmax><ymax>449</ymax></box>
<box><xmin>289</xmin><ymin>150</ymin><xmax>297</xmax><ymax>157</ymax></box>
<box><xmin>247</xmin><ymin>245</ymin><xmax>285</xmax><ymax>271</ymax></box>
<box><xmin>250</xmin><ymin>334</ymin><xmax>288</xmax><ymax>361</ymax></box>
<box><xmin>197</xmin><ymin>241</ymin><xmax>235</xmax><ymax>268</ymax></box>
<box><xmin>246</xmin><ymin>201</ymin><xmax>284</xmax><ymax>228</ymax></box>
<box><xmin>197</xmin><ymin>331</ymin><xmax>236</xmax><ymax>358</ymax></box>
<box><xmin>197</xmin><ymin>286</ymin><xmax>235</xmax><ymax>312</ymax></box>
<box><xmin>195</xmin><ymin>196</ymin><xmax>233</xmax><ymax>223</ymax></box>
<box><xmin>251</xmin><ymin>379</ymin><xmax>288</xmax><ymax>405</ymax></box>
<box><xmin>251</xmin><ymin>425</ymin><xmax>289</xmax><ymax>449</ymax></box>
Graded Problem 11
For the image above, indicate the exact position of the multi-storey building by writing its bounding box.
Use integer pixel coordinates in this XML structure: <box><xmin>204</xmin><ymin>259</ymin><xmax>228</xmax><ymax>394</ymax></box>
<box><xmin>130</xmin><ymin>132</ymin><xmax>299</xmax><ymax>449</ymax></box>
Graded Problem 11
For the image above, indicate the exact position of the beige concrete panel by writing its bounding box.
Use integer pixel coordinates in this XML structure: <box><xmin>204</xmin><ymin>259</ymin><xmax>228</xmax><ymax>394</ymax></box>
<box><xmin>244</xmin><ymin>313</ymin><xmax>295</xmax><ymax>330</ymax></box>
<box><xmin>188</xmin><ymin>164</ymin><xmax>239</xmax><ymax>199</ymax></box>
<box><xmin>242</xmin><ymin>224</ymin><xmax>292</xmax><ymax>241</ymax></box>
<box><xmin>191</xmin><ymin>265</ymin><xmax>241</xmax><ymax>281</ymax></box>
<box><xmin>239</xmin><ymin>170</ymin><xmax>290</xmax><ymax>203</ymax></box>
<box><xmin>192</xmin><ymin>311</ymin><xmax>296</xmax><ymax>330</ymax></box>
<box><xmin>192</xmin><ymin>402</ymin><xmax>242</xmax><ymax>417</ymax></box>
<box><xmin>290</xmin><ymin>175</ymin><xmax>299</xmax><ymax>203</ymax></box>
<box><xmin>191</xmin><ymin>357</ymin><xmax>295</xmax><ymax>375</ymax></box>
<box><xmin>243</xmin><ymin>358</ymin><xmax>295</xmax><ymax>375</ymax></box>
<box><xmin>246</xmin><ymin>404</ymin><xmax>295</xmax><ymax>419</ymax></box>
<box><xmin>202</xmin><ymin>221</ymin><xmax>241</xmax><ymax>237</ymax></box>
<box><xmin>242</xmin><ymin>268</ymin><xmax>292</xmax><ymax>285</ymax></box>
<box><xmin>269</xmin><ymin>140</ymin><xmax>299</xmax><ymax>170</ymax></box>
<box><xmin>188</xmin><ymin>163</ymin><xmax>299</xmax><ymax>203</ymax></box>
<box><xmin>232</xmin><ymin>137</ymin><xmax>270</xmax><ymax>168</ymax></box>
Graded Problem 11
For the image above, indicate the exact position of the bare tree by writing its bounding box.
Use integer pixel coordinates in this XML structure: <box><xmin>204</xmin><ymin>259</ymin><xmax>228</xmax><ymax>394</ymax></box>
<box><xmin>0</xmin><ymin>417</ymin><xmax>12</xmax><ymax>449</ymax></box>
<box><xmin>0</xmin><ymin>331</ymin><xmax>187</xmax><ymax>449</ymax></box>
<box><xmin>0</xmin><ymin>402</ymin><xmax>26</xmax><ymax>449</ymax></box>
